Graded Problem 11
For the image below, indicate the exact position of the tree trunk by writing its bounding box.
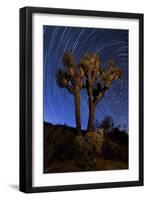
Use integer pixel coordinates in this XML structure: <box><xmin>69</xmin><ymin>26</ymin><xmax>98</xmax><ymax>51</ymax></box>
<box><xmin>75</xmin><ymin>88</ymin><xmax>81</xmax><ymax>135</ymax></box>
<box><xmin>87</xmin><ymin>103</ymin><xmax>96</xmax><ymax>132</ymax></box>
<box><xmin>87</xmin><ymin>83</ymin><xmax>96</xmax><ymax>132</ymax></box>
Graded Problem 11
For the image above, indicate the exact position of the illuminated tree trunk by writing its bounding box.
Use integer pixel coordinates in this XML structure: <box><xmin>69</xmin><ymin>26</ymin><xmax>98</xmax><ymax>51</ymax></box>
<box><xmin>87</xmin><ymin>82</ymin><xmax>95</xmax><ymax>132</ymax></box>
<box><xmin>88</xmin><ymin>104</ymin><xmax>96</xmax><ymax>132</ymax></box>
<box><xmin>75</xmin><ymin>88</ymin><xmax>81</xmax><ymax>135</ymax></box>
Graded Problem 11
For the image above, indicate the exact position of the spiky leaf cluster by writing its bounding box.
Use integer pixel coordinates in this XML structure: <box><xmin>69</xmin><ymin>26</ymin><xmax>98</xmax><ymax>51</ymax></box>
<box><xmin>56</xmin><ymin>53</ymin><xmax>85</xmax><ymax>93</ymax></box>
<box><xmin>79</xmin><ymin>53</ymin><xmax>101</xmax><ymax>80</ymax></box>
<box><xmin>101</xmin><ymin>60</ymin><xmax>122</xmax><ymax>88</ymax></box>
<box><xmin>63</xmin><ymin>52</ymin><xmax>75</xmax><ymax>68</ymax></box>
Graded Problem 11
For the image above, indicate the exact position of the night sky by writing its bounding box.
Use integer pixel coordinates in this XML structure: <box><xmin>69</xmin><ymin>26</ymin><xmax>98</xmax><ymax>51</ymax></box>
<box><xmin>43</xmin><ymin>25</ymin><xmax>128</xmax><ymax>130</ymax></box>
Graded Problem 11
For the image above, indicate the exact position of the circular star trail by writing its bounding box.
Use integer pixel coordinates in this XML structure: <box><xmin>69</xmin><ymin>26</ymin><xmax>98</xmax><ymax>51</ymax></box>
<box><xmin>43</xmin><ymin>25</ymin><xmax>128</xmax><ymax>130</ymax></box>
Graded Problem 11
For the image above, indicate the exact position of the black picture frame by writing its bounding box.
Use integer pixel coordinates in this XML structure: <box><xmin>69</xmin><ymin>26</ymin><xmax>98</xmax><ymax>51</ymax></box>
<box><xmin>19</xmin><ymin>6</ymin><xmax>144</xmax><ymax>193</ymax></box>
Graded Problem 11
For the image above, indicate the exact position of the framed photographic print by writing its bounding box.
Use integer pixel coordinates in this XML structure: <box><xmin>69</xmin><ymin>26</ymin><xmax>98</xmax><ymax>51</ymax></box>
<box><xmin>19</xmin><ymin>7</ymin><xmax>144</xmax><ymax>193</ymax></box>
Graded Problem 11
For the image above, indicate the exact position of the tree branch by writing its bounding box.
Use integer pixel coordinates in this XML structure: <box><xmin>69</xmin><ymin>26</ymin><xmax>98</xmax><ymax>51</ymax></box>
<box><xmin>93</xmin><ymin>90</ymin><xmax>104</xmax><ymax>107</ymax></box>
<box><xmin>93</xmin><ymin>86</ymin><xmax>108</xmax><ymax>107</ymax></box>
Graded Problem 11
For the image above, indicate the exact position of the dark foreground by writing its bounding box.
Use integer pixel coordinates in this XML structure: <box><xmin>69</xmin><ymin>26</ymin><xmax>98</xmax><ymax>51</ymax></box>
<box><xmin>44</xmin><ymin>122</ymin><xmax>128</xmax><ymax>173</ymax></box>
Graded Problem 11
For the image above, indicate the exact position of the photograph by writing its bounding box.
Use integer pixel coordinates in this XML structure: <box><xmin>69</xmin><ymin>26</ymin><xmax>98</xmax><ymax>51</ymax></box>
<box><xmin>19</xmin><ymin>7</ymin><xmax>143</xmax><ymax>192</ymax></box>
<box><xmin>43</xmin><ymin>25</ymin><xmax>129</xmax><ymax>173</ymax></box>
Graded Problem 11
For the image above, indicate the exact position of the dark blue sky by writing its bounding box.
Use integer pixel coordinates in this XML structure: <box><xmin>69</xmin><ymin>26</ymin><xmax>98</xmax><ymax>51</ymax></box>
<box><xmin>43</xmin><ymin>25</ymin><xmax>128</xmax><ymax>130</ymax></box>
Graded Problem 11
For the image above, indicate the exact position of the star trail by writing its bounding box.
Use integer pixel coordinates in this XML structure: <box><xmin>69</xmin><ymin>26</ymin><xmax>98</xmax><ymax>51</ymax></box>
<box><xmin>43</xmin><ymin>25</ymin><xmax>128</xmax><ymax>131</ymax></box>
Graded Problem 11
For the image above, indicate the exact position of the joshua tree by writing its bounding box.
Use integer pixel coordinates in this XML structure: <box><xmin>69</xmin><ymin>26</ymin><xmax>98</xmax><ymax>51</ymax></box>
<box><xmin>100</xmin><ymin>115</ymin><xmax>114</xmax><ymax>134</ymax></box>
<box><xmin>79</xmin><ymin>53</ymin><xmax>122</xmax><ymax>132</ymax></box>
<box><xmin>56</xmin><ymin>52</ymin><xmax>84</xmax><ymax>135</ymax></box>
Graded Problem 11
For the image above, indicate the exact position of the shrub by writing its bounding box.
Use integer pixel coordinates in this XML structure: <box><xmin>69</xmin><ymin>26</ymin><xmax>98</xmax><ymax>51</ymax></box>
<box><xmin>85</xmin><ymin>131</ymin><xmax>104</xmax><ymax>155</ymax></box>
<box><xmin>53</xmin><ymin>129</ymin><xmax>77</xmax><ymax>160</ymax></box>
<box><xmin>44</xmin><ymin>124</ymin><xmax>77</xmax><ymax>168</ymax></box>
<box><xmin>75</xmin><ymin>135</ymin><xmax>96</xmax><ymax>170</ymax></box>
<box><xmin>75</xmin><ymin>131</ymin><xmax>104</xmax><ymax>170</ymax></box>
<box><xmin>102</xmin><ymin>137</ymin><xmax>128</xmax><ymax>161</ymax></box>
